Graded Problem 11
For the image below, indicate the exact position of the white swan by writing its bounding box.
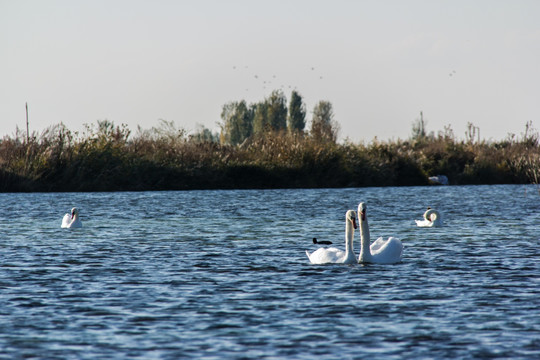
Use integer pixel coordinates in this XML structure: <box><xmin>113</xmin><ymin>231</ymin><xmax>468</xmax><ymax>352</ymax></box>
<box><xmin>306</xmin><ymin>210</ymin><xmax>358</xmax><ymax>264</ymax></box>
<box><xmin>61</xmin><ymin>207</ymin><xmax>82</xmax><ymax>228</ymax></box>
<box><xmin>415</xmin><ymin>207</ymin><xmax>442</xmax><ymax>227</ymax></box>
<box><xmin>357</xmin><ymin>202</ymin><xmax>403</xmax><ymax>264</ymax></box>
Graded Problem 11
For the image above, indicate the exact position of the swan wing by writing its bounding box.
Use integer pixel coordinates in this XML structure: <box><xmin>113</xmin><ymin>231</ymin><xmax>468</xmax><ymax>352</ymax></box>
<box><xmin>61</xmin><ymin>213</ymin><xmax>71</xmax><ymax>228</ymax></box>
<box><xmin>415</xmin><ymin>219</ymin><xmax>433</xmax><ymax>227</ymax></box>
<box><xmin>370</xmin><ymin>236</ymin><xmax>387</xmax><ymax>252</ymax></box>
<box><xmin>306</xmin><ymin>247</ymin><xmax>345</xmax><ymax>264</ymax></box>
<box><xmin>416</xmin><ymin>218</ymin><xmax>442</xmax><ymax>227</ymax></box>
<box><xmin>371</xmin><ymin>237</ymin><xmax>403</xmax><ymax>264</ymax></box>
<box><xmin>70</xmin><ymin>218</ymin><xmax>82</xmax><ymax>228</ymax></box>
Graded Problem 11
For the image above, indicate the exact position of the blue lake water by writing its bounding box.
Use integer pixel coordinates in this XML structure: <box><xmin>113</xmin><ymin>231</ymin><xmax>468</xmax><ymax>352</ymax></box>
<box><xmin>0</xmin><ymin>185</ymin><xmax>539</xmax><ymax>359</ymax></box>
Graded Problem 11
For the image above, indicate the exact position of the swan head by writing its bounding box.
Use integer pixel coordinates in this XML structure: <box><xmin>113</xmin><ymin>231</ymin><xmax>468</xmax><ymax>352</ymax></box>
<box><xmin>346</xmin><ymin>210</ymin><xmax>358</xmax><ymax>229</ymax></box>
<box><xmin>358</xmin><ymin>202</ymin><xmax>367</xmax><ymax>221</ymax></box>
<box><xmin>71</xmin><ymin>207</ymin><xmax>79</xmax><ymax>219</ymax></box>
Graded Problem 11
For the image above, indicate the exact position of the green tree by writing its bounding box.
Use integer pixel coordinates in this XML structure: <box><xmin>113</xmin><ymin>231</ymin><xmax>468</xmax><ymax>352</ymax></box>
<box><xmin>266</xmin><ymin>90</ymin><xmax>287</xmax><ymax>131</ymax></box>
<box><xmin>252</xmin><ymin>90</ymin><xmax>288</xmax><ymax>135</ymax></box>
<box><xmin>220</xmin><ymin>101</ymin><xmax>253</xmax><ymax>145</ymax></box>
<box><xmin>252</xmin><ymin>102</ymin><xmax>269</xmax><ymax>135</ymax></box>
<box><xmin>288</xmin><ymin>90</ymin><xmax>306</xmax><ymax>133</ymax></box>
<box><xmin>311</xmin><ymin>100</ymin><xmax>338</xmax><ymax>143</ymax></box>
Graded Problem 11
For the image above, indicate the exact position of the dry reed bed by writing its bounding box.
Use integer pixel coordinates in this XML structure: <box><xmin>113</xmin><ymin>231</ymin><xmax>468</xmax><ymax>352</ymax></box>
<box><xmin>0</xmin><ymin>121</ymin><xmax>538</xmax><ymax>192</ymax></box>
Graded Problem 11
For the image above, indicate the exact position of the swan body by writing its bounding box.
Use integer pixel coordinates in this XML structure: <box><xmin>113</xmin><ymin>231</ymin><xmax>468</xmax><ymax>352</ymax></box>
<box><xmin>61</xmin><ymin>207</ymin><xmax>82</xmax><ymax>228</ymax></box>
<box><xmin>415</xmin><ymin>207</ymin><xmax>442</xmax><ymax>227</ymax></box>
<box><xmin>357</xmin><ymin>202</ymin><xmax>402</xmax><ymax>264</ymax></box>
<box><xmin>306</xmin><ymin>210</ymin><xmax>357</xmax><ymax>264</ymax></box>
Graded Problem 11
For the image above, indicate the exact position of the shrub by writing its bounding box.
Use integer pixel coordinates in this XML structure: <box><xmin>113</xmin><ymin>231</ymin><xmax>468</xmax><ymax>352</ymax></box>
<box><xmin>0</xmin><ymin>121</ymin><xmax>538</xmax><ymax>192</ymax></box>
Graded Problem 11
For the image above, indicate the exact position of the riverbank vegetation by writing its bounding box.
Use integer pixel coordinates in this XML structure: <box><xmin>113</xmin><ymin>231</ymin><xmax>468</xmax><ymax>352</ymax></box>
<box><xmin>1</xmin><ymin>91</ymin><xmax>538</xmax><ymax>192</ymax></box>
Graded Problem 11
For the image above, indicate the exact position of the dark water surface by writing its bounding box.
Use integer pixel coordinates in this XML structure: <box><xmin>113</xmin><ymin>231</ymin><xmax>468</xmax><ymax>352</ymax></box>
<box><xmin>1</xmin><ymin>185</ymin><xmax>539</xmax><ymax>359</ymax></box>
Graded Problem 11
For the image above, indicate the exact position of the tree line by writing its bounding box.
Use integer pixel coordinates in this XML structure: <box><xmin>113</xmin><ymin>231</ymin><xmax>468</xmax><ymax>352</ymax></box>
<box><xmin>219</xmin><ymin>90</ymin><xmax>339</xmax><ymax>145</ymax></box>
<box><xmin>0</xmin><ymin>93</ymin><xmax>538</xmax><ymax>192</ymax></box>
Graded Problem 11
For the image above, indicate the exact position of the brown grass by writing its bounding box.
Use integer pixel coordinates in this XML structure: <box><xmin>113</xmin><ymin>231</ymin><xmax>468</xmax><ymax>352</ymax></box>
<box><xmin>0</xmin><ymin>120</ymin><xmax>538</xmax><ymax>192</ymax></box>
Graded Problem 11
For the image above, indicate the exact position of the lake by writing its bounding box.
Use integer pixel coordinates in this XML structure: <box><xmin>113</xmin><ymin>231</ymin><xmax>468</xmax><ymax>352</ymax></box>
<box><xmin>0</xmin><ymin>185</ymin><xmax>539</xmax><ymax>359</ymax></box>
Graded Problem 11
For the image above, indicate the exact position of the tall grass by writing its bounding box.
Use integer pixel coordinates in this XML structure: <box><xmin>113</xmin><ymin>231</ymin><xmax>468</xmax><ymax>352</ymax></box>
<box><xmin>0</xmin><ymin>120</ymin><xmax>538</xmax><ymax>192</ymax></box>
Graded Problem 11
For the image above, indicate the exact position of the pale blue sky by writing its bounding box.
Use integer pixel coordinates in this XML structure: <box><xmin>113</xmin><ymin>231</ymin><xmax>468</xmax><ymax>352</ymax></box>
<box><xmin>2</xmin><ymin>0</ymin><xmax>539</xmax><ymax>142</ymax></box>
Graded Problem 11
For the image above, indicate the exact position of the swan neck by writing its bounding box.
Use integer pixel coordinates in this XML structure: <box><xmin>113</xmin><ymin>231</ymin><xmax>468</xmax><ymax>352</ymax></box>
<box><xmin>345</xmin><ymin>219</ymin><xmax>354</xmax><ymax>255</ymax></box>
<box><xmin>425</xmin><ymin>209</ymin><xmax>438</xmax><ymax>221</ymax></box>
<box><xmin>358</xmin><ymin>216</ymin><xmax>372</xmax><ymax>262</ymax></box>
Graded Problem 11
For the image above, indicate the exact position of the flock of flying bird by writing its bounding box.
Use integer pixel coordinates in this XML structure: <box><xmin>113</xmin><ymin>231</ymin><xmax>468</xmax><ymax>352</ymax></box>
<box><xmin>60</xmin><ymin>203</ymin><xmax>441</xmax><ymax>266</ymax></box>
<box><xmin>232</xmin><ymin>65</ymin><xmax>325</xmax><ymax>93</ymax></box>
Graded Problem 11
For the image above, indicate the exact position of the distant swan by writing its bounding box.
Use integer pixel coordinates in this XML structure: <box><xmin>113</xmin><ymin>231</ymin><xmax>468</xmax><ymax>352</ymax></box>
<box><xmin>306</xmin><ymin>210</ymin><xmax>357</xmax><ymax>264</ymax></box>
<box><xmin>415</xmin><ymin>207</ymin><xmax>442</xmax><ymax>227</ymax></box>
<box><xmin>357</xmin><ymin>202</ymin><xmax>403</xmax><ymax>264</ymax></box>
<box><xmin>61</xmin><ymin>207</ymin><xmax>82</xmax><ymax>228</ymax></box>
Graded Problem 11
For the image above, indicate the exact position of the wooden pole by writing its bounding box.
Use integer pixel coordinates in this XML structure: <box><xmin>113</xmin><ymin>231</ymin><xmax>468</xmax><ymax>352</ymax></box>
<box><xmin>25</xmin><ymin>102</ymin><xmax>29</xmax><ymax>143</ymax></box>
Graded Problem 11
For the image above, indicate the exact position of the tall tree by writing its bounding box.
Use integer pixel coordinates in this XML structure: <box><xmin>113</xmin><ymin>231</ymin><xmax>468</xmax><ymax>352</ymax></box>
<box><xmin>311</xmin><ymin>100</ymin><xmax>339</xmax><ymax>143</ymax></box>
<box><xmin>252</xmin><ymin>102</ymin><xmax>269</xmax><ymax>135</ymax></box>
<box><xmin>220</xmin><ymin>100</ymin><xmax>253</xmax><ymax>145</ymax></box>
<box><xmin>252</xmin><ymin>90</ymin><xmax>287</xmax><ymax>135</ymax></box>
<box><xmin>411</xmin><ymin>111</ymin><xmax>427</xmax><ymax>140</ymax></box>
<box><xmin>288</xmin><ymin>90</ymin><xmax>306</xmax><ymax>133</ymax></box>
<box><xmin>266</xmin><ymin>90</ymin><xmax>288</xmax><ymax>131</ymax></box>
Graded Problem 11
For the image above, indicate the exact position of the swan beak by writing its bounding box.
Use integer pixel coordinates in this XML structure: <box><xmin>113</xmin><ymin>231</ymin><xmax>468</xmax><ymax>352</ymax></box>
<box><xmin>352</xmin><ymin>218</ymin><xmax>358</xmax><ymax>229</ymax></box>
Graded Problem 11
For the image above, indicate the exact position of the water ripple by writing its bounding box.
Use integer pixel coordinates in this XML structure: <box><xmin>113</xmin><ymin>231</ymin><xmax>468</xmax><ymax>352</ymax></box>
<box><xmin>0</xmin><ymin>185</ymin><xmax>539</xmax><ymax>359</ymax></box>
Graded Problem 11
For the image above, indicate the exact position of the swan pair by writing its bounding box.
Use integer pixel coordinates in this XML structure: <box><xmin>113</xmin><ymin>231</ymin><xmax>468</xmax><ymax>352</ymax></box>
<box><xmin>415</xmin><ymin>207</ymin><xmax>442</xmax><ymax>227</ymax></box>
<box><xmin>306</xmin><ymin>203</ymin><xmax>403</xmax><ymax>265</ymax></box>
<box><xmin>61</xmin><ymin>207</ymin><xmax>82</xmax><ymax>228</ymax></box>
